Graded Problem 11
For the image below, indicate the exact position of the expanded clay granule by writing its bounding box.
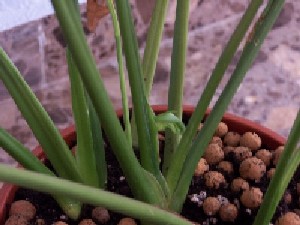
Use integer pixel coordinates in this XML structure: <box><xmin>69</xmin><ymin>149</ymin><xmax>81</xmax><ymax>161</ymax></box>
<box><xmin>204</xmin><ymin>171</ymin><xmax>226</xmax><ymax>189</ymax></box>
<box><xmin>275</xmin><ymin>212</ymin><xmax>300</xmax><ymax>225</ymax></box>
<box><xmin>78</xmin><ymin>219</ymin><xmax>96</xmax><ymax>225</ymax></box>
<box><xmin>214</xmin><ymin>122</ymin><xmax>228</xmax><ymax>137</ymax></box>
<box><xmin>219</xmin><ymin>203</ymin><xmax>238</xmax><ymax>222</ymax></box>
<box><xmin>224</xmin><ymin>132</ymin><xmax>241</xmax><ymax>147</ymax></box>
<box><xmin>255</xmin><ymin>149</ymin><xmax>272</xmax><ymax>167</ymax></box>
<box><xmin>218</xmin><ymin>161</ymin><xmax>234</xmax><ymax>174</ymax></box>
<box><xmin>240</xmin><ymin>132</ymin><xmax>261</xmax><ymax>151</ymax></box>
<box><xmin>240</xmin><ymin>187</ymin><xmax>263</xmax><ymax>208</ymax></box>
<box><xmin>195</xmin><ymin>158</ymin><xmax>209</xmax><ymax>176</ymax></box>
<box><xmin>203</xmin><ymin>197</ymin><xmax>221</xmax><ymax>216</ymax></box>
<box><xmin>239</xmin><ymin>157</ymin><xmax>266</xmax><ymax>182</ymax></box>
<box><xmin>204</xmin><ymin>143</ymin><xmax>224</xmax><ymax>165</ymax></box>
<box><xmin>9</xmin><ymin>200</ymin><xmax>36</xmax><ymax>221</ymax></box>
<box><xmin>234</xmin><ymin>146</ymin><xmax>252</xmax><ymax>162</ymax></box>
<box><xmin>231</xmin><ymin>178</ymin><xmax>249</xmax><ymax>192</ymax></box>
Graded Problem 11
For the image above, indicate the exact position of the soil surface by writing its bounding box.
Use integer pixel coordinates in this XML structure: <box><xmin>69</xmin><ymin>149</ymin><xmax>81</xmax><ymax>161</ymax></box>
<box><xmin>12</xmin><ymin>143</ymin><xmax>133</xmax><ymax>225</ymax></box>
<box><xmin>182</xmin><ymin>159</ymin><xmax>300</xmax><ymax>225</ymax></box>
<box><xmin>5</xmin><ymin>121</ymin><xmax>300</xmax><ymax>225</ymax></box>
<box><xmin>10</xmin><ymin>149</ymin><xmax>300</xmax><ymax>225</ymax></box>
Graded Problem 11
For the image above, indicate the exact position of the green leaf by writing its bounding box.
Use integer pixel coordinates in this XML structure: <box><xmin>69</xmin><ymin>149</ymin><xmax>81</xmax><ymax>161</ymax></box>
<box><xmin>0</xmin><ymin>47</ymin><xmax>82</xmax><ymax>183</ymax></box>
<box><xmin>51</xmin><ymin>0</ymin><xmax>166</xmax><ymax>205</ymax></box>
<box><xmin>87</xmin><ymin>95</ymin><xmax>107</xmax><ymax>189</ymax></box>
<box><xmin>107</xmin><ymin>0</ymin><xmax>132</xmax><ymax>146</ymax></box>
<box><xmin>0</xmin><ymin>165</ymin><xmax>193</xmax><ymax>225</ymax></box>
<box><xmin>164</xmin><ymin>0</ymin><xmax>190</xmax><ymax>174</ymax></box>
<box><xmin>254</xmin><ymin>109</ymin><xmax>300</xmax><ymax>225</ymax></box>
<box><xmin>167</xmin><ymin>0</ymin><xmax>190</xmax><ymax>119</ymax></box>
<box><xmin>130</xmin><ymin>0</ymin><xmax>170</xmax><ymax>149</ymax></box>
<box><xmin>115</xmin><ymin>0</ymin><xmax>158</xmax><ymax>174</ymax></box>
<box><xmin>67</xmin><ymin>49</ymin><xmax>99</xmax><ymax>188</ymax></box>
<box><xmin>143</xmin><ymin>0</ymin><xmax>169</xmax><ymax>97</ymax></box>
<box><xmin>0</xmin><ymin>127</ymin><xmax>82</xmax><ymax>219</ymax></box>
<box><xmin>73</xmin><ymin>0</ymin><xmax>107</xmax><ymax>189</ymax></box>
<box><xmin>165</xmin><ymin>0</ymin><xmax>264</xmax><ymax>194</ymax></box>
<box><xmin>155</xmin><ymin>112</ymin><xmax>185</xmax><ymax>134</ymax></box>
<box><xmin>170</xmin><ymin>0</ymin><xmax>285</xmax><ymax>211</ymax></box>
<box><xmin>114</xmin><ymin>0</ymin><xmax>166</xmax><ymax>195</ymax></box>
<box><xmin>0</xmin><ymin>127</ymin><xmax>50</xmax><ymax>174</ymax></box>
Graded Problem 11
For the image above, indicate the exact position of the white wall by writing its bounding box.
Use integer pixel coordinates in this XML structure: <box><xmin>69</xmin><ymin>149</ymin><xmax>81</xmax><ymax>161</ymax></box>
<box><xmin>0</xmin><ymin>0</ymin><xmax>86</xmax><ymax>32</ymax></box>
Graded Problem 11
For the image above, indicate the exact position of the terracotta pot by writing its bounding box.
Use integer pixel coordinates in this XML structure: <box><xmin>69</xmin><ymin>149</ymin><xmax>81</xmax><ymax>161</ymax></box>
<box><xmin>0</xmin><ymin>105</ymin><xmax>285</xmax><ymax>223</ymax></box>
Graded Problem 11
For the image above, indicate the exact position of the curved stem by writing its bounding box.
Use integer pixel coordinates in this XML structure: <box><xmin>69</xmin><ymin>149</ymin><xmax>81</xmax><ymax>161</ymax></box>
<box><xmin>0</xmin><ymin>127</ymin><xmax>82</xmax><ymax>219</ymax></box>
<box><xmin>143</xmin><ymin>0</ymin><xmax>169</xmax><ymax>96</ymax></box>
<box><xmin>170</xmin><ymin>0</ymin><xmax>285</xmax><ymax>211</ymax></box>
<box><xmin>51</xmin><ymin>0</ymin><xmax>164</xmax><ymax>205</ymax></box>
<box><xmin>165</xmin><ymin>0</ymin><xmax>264</xmax><ymax>194</ymax></box>
<box><xmin>114</xmin><ymin>0</ymin><xmax>159</xmax><ymax>176</ymax></box>
<box><xmin>0</xmin><ymin>48</ymin><xmax>82</xmax><ymax>183</ymax></box>
<box><xmin>164</xmin><ymin>0</ymin><xmax>190</xmax><ymax>174</ymax></box>
<box><xmin>107</xmin><ymin>0</ymin><xmax>132</xmax><ymax>146</ymax></box>
<box><xmin>0</xmin><ymin>165</ymin><xmax>193</xmax><ymax>225</ymax></box>
<box><xmin>114</xmin><ymin>0</ymin><xmax>168</xmax><ymax>200</ymax></box>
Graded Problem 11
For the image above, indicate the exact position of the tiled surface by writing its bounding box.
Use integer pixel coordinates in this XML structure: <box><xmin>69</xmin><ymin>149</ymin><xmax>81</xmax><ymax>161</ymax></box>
<box><xmin>0</xmin><ymin>0</ymin><xmax>299</xmax><ymax>166</ymax></box>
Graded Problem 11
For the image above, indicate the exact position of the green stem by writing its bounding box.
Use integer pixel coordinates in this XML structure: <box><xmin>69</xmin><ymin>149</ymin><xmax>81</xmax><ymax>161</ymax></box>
<box><xmin>67</xmin><ymin>49</ymin><xmax>99</xmax><ymax>188</ymax></box>
<box><xmin>131</xmin><ymin>0</ymin><xmax>169</xmax><ymax>148</ymax></box>
<box><xmin>164</xmin><ymin>0</ymin><xmax>190</xmax><ymax>174</ymax></box>
<box><xmin>72</xmin><ymin>0</ymin><xmax>107</xmax><ymax>189</ymax></box>
<box><xmin>254</xmin><ymin>111</ymin><xmax>300</xmax><ymax>225</ymax></box>
<box><xmin>0</xmin><ymin>47</ymin><xmax>82</xmax><ymax>183</ymax></box>
<box><xmin>0</xmin><ymin>165</ymin><xmax>194</xmax><ymax>225</ymax></box>
<box><xmin>170</xmin><ymin>0</ymin><xmax>284</xmax><ymax>211</ymax></box>
<box><xmin>107</xmin><ymin>0</ymin><xmax>132</xmax><ymax>146</ymax></box>
<box><xmin>51</xmin><ymin>0</ymin><xmax>164</xmax><ymax>205</ymax></box>
<box><xmin>251</xmin><ymin>2</ymin><xmax>298</xmax><ymax>222</ymax></box>
<box><xmin>87</xmin><ymin>95</ymin><xmax>107</xmax><ymax>188</ymax></box>
<box><xmin>114</xmin><ymin>0</ymin><xmax>163</xmax><ymax>185</ymax></box>
<box><xmin>0</xmin><ymin>128</ymin><xmax>49</xmax><ymax>174</ymax></box>
<box><xmin>0</xmin><ymin>128</ymin><xmax>81</xmax><ymax>219</ymax></box>
<box><xmin>143</xmin><ymin>0</ymin><xmax>169</xmax><ymax>96</ymax></box>
<box><xmin>165</xmin><ymin>0</ymin><xmax>264</xmax><ymax>193</ymax></box>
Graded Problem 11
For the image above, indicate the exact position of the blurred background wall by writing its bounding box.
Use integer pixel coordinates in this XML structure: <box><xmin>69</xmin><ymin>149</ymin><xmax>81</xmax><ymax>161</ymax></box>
<box><xmin>0</xmin><ymin>0</ymin><xmax>299</xmax><ymax>164</ymax></box>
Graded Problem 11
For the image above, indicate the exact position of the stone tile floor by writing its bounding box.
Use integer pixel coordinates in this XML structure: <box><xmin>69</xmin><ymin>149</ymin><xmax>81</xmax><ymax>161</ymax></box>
<box><xmin>0</xmin><ymin>0</ymin><xmax>299</xmax><ymax>171</ymax></box>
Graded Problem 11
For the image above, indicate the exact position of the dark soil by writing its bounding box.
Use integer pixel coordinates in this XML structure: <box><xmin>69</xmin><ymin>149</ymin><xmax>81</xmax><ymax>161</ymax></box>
<box><xmin>182</xmin><ymin>155</ymin><xmax>300</xmax><ymax>225</ymax></box>
<box><xmin>10</xmin><ymin>145</ymin><xmax>300</xmax><ymax>225</ymax></box>
<box><xmin>12</xmin><ymin>143</ymin><xmax>133</xmax><ymax>225</ymax></box>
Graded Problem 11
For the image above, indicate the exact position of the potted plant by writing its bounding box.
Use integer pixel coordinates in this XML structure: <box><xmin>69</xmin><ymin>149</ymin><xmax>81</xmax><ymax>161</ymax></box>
<box><xmin>0</xmin><ymin>0</ymin><xmax>299</xmax><ymax>224</ymax></box>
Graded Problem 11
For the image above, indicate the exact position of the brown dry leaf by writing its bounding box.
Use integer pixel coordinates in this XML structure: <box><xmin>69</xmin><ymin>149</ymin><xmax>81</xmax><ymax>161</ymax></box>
<box><xmin>87</xmin><ymin>0</ymin><xmax>110</xmax><ymax>32</ymax></box>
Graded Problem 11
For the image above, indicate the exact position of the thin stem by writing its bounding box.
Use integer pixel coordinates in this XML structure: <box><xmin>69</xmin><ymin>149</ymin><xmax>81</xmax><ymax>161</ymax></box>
<box><xmin>114</xmin><ymin>0</ymin><xmax>165</xmax><ymax>193</ymax></box>
<box><xmin>114</xmin><ymin>0</ymin><xmax>157</xmax><ymax>173</ymax></box>
<box><xmin>51</xmin><ymin>0</ymin><xmax>165</xmax><ymax>205</ymax></box>
<box><xmin>67</xmin><ymin>49</ymin><xmax>99</xmax><ymax>188</ymax></box>
<box><xmin>0</xmin><ymin>127</ymin><xmax>82</xmax><ymax>219</ymax></box>
<box><xmin>73</xmin><ymin>0</ymin><xmax>107</xmax><ymax>189</ymax></box>
<box><xmin>0</xmin><ymin>47</ymin><xmax>82</xmax><ymax>183</ymax></box>
<box><xmin>107</xmin><ymin>0</ymin><xmax>132</xmax><ymax>146</ymax></box>
<box><xmin>254</xmin><ymin>110</ymin><xmax>300</xmax><ymax>225</ymax></box>
<box><xmin>143</xmin><ymin>0</ymin><xmax>169</xmax><ymax>96</ymax></box>
<box><xmin>0</xmin><ymin>165</ymin><xmax>194</xmax><ymax>225</ymax></box>
<box><xmin>170</xmin><ymin>0</ymin><xmax>284</xmax><ymax>211</ymax></box>
<box><xmin>252</xmin><ymin>2</ymin><xmax>297</xmax><ymax>222</ymax></box>
<box><xmin>165</xmin><ymin>0</ymin><xmax>264</xmax><ymax>193</ymax></box>
<box><xmin>0</xmin><ymin>128</ymin><xmax>50</xmax><ymax>174</ymax></box>
<box><xmin>164</xmin><ymin>0</ymin><xmax>190</xmax><ymax>175</ymax></box>
<box><xmin>131</xmin><ymin>0</ymin><xmax>169</xmax><ymax>148</ymax></box>
<box><xmin>87</xmin><ymin>95</ymin><xmax>107</xmax><ymax>188</ymax></box>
